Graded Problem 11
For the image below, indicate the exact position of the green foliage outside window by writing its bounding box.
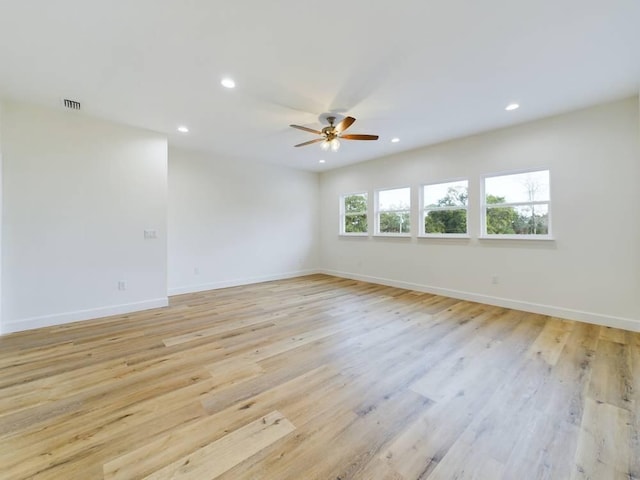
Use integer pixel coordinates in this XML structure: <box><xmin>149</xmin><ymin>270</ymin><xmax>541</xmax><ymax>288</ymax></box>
<box><xmin>424</xmin><ymin>187</ymin><xmax>467</xmax><ymax>234</ymax></box>
<box><xmin>379</xmin><ymin>211</ymin><xmax>411</xmax><ymax>233</ymax></box>
<box><xmin>485</xmin><ymin>170</ymin><xmax>550</xmax><ymax>235</ymax></box>
<box><xmin>344</xmin><ymin>194</ymin><xmax>368</xmax><ymax>233</ymax></box>
<box><xmin>485</xmin><ymin>195</ymin><xmax>549</xmax><ymax>235</ymax></box>
<box><xmin>343</xmin><ymin>179</ymin><xmax>550</xmax><ymax>237</ymax></box>
<box><xmin>425</xmin><ymin>210</ymin><xmax>467</xmax><ymax>233</ymax></box>
<box><xmin>422</xmin><ymin>188</ymin><xmax>549</xmax><ymax>235</ymax></box>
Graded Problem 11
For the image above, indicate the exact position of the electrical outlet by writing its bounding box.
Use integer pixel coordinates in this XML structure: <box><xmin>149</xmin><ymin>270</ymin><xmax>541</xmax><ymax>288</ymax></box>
<box><xmin>118</xmin><ymin>280</ymin><xmax>127</xmax><ymax>291</ymax></box>
<box><xmin>144</xmin><ymin>230</ymin><xmax>157</xmax><ymax>239</ymax></box>
<box><xmin>491</xmin><ymin>275</ymin><xmax>499</xmax><ymax>285</ymax></box>
<box><xmin>194</xmin><ymin>267</ymin><xmax>200</xmax><ymax>275</ymax></box>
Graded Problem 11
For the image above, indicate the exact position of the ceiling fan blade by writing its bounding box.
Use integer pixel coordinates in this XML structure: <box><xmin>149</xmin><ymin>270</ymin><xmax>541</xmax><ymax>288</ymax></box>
<box><xmin>294</xmin><ymin>138</ymin><xmax>325</xmax><ymax>147</ymax></box>
<box><xmin>290</xmin><ymin>124</ymin><xmax>322</xmax><ymax>135</ymax></box>
<box><xmin>334</xmin><ymin>116</ymin><xmax>356</xmax><ymax>133</ymax></box>
<box><xmin>340</xmin><ymin>134</ymin><xmax>379</xmax><ymax>141</ymax></box>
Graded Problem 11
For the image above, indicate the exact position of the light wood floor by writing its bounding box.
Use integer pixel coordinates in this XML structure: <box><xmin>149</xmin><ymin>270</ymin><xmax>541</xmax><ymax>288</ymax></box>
<box><xmin>1</xmin><ymin>274</ymin><xmax>638</xmax><ymax>479</ymax></box>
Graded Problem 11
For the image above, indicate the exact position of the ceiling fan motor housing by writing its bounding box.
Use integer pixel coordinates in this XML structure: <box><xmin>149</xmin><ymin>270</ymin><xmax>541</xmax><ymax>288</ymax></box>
<box><xmin>289</xmin><ymin>115</ymin><xmax>378</xmax><ymax>148</ymax></box>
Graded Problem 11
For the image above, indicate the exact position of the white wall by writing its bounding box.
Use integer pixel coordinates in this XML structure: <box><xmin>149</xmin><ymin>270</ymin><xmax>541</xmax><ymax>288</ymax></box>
<box><xmin>1</xmin><ymin>101</ymin><xmax>168</xmax><ymax>333</ymax></box>
<box><xmin>0</xmin><ymin>101</ymin><xmax>3</xmax><ymax>329</ymax></box>
<box><xmin>319</xmin><ymin>97</ymin><xmax>640</xmax><ymax>331</ymax></box>
<box><xmin>168</xmin><ymin>147</ymin><xmax>319</xmax><ymax>294</ymax></box>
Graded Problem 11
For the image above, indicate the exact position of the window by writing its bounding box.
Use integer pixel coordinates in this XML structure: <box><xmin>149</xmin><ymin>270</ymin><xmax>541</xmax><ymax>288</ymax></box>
<box><xmin>482</xmin><ymin>169</ymin><xmax>551</xmax><ymax>238</ymax></box>
<box><xmin>421</xmin><ymin>180</ymin><xmax>468</xmax><ymax>236</ymax></box>
<box><xmin>376</xmin><ymin>187</ymin><xmax>411</xmax><ymax>235</ymax></box>
<box><xmin>340</xmin><ymin>192</ymin><xmax>368</xmax><ymax>235</ymax></box>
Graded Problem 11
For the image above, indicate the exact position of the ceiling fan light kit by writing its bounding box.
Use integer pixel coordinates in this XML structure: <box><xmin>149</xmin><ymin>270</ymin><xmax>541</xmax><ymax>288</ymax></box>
<box><xmin>290</xmin><ymin>115</ymin><xmax>379</xmax><ymax>151</ymax></box>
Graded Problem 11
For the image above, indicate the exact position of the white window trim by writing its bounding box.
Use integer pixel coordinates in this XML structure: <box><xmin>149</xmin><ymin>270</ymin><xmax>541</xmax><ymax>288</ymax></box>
<box><xmin>478</xmin><ymin>235</ymin><xmax>555</xmax><ymax>241</ymax></box>
<box><xmin>339</xmin><ymin>192</ymin><xmax>369</xmax><ymax>236</ymax></box>
<box><xmin>374</xmin><ymin>186</ymin><xmax>412</xmax><ymax>236</ymax></box>
<box><xmin>419</xmin><ymin>178</ymin><xmax>469</xmax><ymax>238</ymax></box>
<box><xmin>374</xmin><ymin>233</ymin><xmax>412</xmax><ymax>238</ymax></box>
<box><xmin>480</xmin><ymin>168</ymin><xmax>553</xmax><ymax>240</ymax></box>
<box><xmin>419</xmin><ymin>233</ymin><xmax>471</xmax><ymax>239</ymax></box>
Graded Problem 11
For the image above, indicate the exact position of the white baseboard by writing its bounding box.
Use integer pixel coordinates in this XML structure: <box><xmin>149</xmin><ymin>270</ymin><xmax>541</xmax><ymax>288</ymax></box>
<box><xmin>320</xmin><ymin>269</ymin><xmax>640</xmax><ymax>333</ymax></box>
<box><xmin>168</xmin><ymin>269</ymin><xmax>321</xmax><ymax>296</ymax></box>
<box><xmin>1</xmin><ymin>298</ymin><xmax>169</xmax><ymax>335</ymax></box>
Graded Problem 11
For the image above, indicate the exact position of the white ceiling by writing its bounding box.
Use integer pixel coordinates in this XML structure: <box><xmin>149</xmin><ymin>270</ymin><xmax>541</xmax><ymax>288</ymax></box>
<box><xmin>0</xmin><ymin>1</ymin><xmax>638</xmax><ymax>172</ymax></box>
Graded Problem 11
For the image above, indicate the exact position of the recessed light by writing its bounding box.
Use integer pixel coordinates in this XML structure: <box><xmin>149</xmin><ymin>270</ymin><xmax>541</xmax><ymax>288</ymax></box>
<box><xmin>221</xmin><ymin>77</ymin><xmax>236</xmax><ymax>89</ymax></box>
<box><xmin>319</xmin><ymin>159</ymin><xmax>326</xmax><ymax>164</ymax></box>
<box><xmin>391</xmin><ymin>137</ymin><xmax>400</xmax><ymax>143</ymax></box>
<box><xmin>505</xmin><ymin>103</ymin><xmax>520</xmax><ymax>111</ymax></box>
<box><xmin>177</xmin><ymin>126</ymin><xmax>189</xmax><ymax>133</ymax></box>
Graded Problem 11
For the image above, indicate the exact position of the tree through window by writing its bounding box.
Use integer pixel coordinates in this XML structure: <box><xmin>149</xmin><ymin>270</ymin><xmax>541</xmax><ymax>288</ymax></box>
<box><xmin>376</xmin><ymin>187</ymin><xmax>411</xmax><ymax>235</ymax></box>
<box><xmin>482</xmin><ymin>170</ymin><xmax>551</xmax><ymax>237</ymax></box>
<box><xmin>422</xmin><ymin>180</ymin><xmax>468</xmax><ymax>235</ymax></box>
<box><xmin>341</xmin><ymin>193</ymin><xmax>368</xmax><ymax>234</ymax></box>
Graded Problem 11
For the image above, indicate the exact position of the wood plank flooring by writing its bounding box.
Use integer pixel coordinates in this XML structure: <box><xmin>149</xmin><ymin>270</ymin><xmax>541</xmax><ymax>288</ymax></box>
<box><xmin>0</xmin><ymin>274</ymin><xmax>638</xmax><ymax>479</ymax></box>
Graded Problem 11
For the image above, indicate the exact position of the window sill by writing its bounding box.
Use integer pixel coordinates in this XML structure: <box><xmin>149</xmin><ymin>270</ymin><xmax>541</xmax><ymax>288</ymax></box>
<box><xmin>373</xmin><ymin>233</ymin><xmax>412</xmax><ymax>238</ymax></box>
<box><xmin>339</xmin><ymin>233</ymin><xmax>369</xmax><ymax>237</ymax></box>
<box><xmin>418</xmin><ymin>234</ymin><xmax>470</xmax><ymax>239</ymax></box>
<box><xmin>479</xmin><ymin>235</ymin><xmax>555</xmax><ymax>241</ymax></box>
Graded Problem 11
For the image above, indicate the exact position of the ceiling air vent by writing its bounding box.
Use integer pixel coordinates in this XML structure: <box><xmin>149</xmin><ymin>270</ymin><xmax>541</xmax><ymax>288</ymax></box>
<box><xmin>62</xmin><ymin>98</ymin><xmax>81</xmax><ymax>110</ymax></box>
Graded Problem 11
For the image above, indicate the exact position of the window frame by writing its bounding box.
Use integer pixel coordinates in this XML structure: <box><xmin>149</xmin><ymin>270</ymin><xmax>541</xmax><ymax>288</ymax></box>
<box><xmin>374</xmin><ymin>186</ymin><xmax>412</xmax><ymax>237</ymax></box>
<box><xmin>339</xmin><ymin>191</ymin><xmax>369</xmax><ymax>236</ymax></box>
<box><xmin>419</xmin><ymin>178</ymin><xmax>470</xmax><ymax>238</ymax></box>
<box><xmin>480</xmin><ymin>168</ymin><xmax>553</xmax><ymax>240</ymax></box>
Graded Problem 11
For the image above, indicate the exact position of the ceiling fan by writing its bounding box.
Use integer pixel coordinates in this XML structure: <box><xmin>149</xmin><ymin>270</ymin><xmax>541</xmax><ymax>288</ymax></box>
<box><xmin>289</xmin><ymin>116</ymin><xmax>379</xmax><ymax>152</ymax></box>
